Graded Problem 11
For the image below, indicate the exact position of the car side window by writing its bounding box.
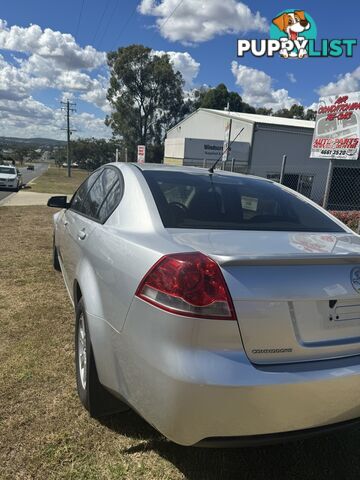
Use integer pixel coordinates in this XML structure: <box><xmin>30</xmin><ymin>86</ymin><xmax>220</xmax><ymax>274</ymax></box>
<box><xmin>81</xmin><ymin>168</ymin><xmax>119</xmax><ymax>221</ymax></box>
<box><xmin>97</xmin><ymin>178</ymin><xmax>123</xmax><ymax>223</ymax></box>
<box><xmin>71</xmin><ymin>170</ymin><xmax>102</xmax><ymax>213</ymax></box>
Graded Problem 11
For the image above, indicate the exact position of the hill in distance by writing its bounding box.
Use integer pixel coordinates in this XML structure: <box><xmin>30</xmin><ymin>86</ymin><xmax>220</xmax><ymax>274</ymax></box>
<box><xmin>0</xmin><ymin>136</ymin><xmax>66</xmax><ymax>147</ymax></box>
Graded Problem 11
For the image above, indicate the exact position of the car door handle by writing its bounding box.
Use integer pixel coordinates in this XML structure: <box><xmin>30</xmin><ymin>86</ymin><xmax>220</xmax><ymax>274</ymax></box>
<box><xmin>78</xmin><ymin>229</ymin><xmax>87</xmax><ymax>240</ymax></box>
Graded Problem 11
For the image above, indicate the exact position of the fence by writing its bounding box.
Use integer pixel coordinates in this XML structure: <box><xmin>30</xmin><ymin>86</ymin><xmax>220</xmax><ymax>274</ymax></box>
<box><xmin>183</xmin><ymin>157</ymin><xmax>250</xmax><ymax>175</ymax></box>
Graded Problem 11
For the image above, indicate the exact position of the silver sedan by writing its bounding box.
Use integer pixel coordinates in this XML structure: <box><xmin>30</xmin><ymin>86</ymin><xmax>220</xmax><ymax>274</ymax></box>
<box><xmin>48</xmin><ymin>163</ymin><xmax>360</xmax><ymax>446</ymax></box>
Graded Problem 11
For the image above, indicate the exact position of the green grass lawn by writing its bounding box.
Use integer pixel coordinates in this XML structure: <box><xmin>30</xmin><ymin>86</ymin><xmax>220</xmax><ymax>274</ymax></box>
<box><xmin>1</xmin><ymin>206</ymin><xmax>360</xmax><ymax>479</ymax></box>
<box><xmin>29</xmin><ymin>167</ymin><xmax>89</xmax><ymax>194</ymax></box>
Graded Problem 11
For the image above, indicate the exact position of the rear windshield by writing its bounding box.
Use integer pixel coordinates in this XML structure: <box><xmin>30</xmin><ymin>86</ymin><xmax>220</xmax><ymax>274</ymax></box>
<box><xmin>0</xmin><ymin>167</ymin><xmax>16</xmax><ymax>174</ymax></box>
<box><xmin>142</xmin><ymin>170</ymin><xmax>345</xmax><ymax>232</ymax></box>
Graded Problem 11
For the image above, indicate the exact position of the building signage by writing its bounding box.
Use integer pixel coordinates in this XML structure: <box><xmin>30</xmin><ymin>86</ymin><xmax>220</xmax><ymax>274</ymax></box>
<box><xmin>310</xmin><ymin>92</ymin><xmax>360</xmax><ymax>160</ymax></box>
<box><xmin>184</xmin><ymin>139</ymin><xmax>249</xmax><ymax>165</ymax></box>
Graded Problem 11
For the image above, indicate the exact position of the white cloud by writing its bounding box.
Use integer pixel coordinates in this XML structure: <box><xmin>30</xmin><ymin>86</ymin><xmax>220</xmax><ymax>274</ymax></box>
<box><xmin>0</xmin><ymin>96</ymin><xmax>54</xmax><ymax>120</ymax></box>
<box><xmin>0</xmin><ymin>18</ymin><xmax>203</xmax><ymax>139</ymax></box>
<box><xmin>317</xmin><ymin>66</ymin><xmax>360</xmax><ymax>97</ymax></box>
<box><xmin>0</xmin><ymin>20</ymin><xmax>105</xmax><ymax>70</ymax></box>
<box><xmin>153</xmin><ymin>50</ymin><xmax>200</xmax><ymax>86</ymax></box>
<box><xmin>0</xmin><ymin>54</ymin><xmax>48</xmax><ymax>100</ymax></box>
<box><xmin>0</xmin><ymin>19</ymin><xmax>113</xmax><ymax>137</ymax></box>
<box><xmin>287</xmin><ymin>73</ymin><xmax>296</xmax><ymax>84</ymax></box>
<box><xmin>19</xmin><ymin>53</ymin><xmax>111</xmax><ymax>113</ymax></box>
<box><xmin>0</xmin><ymin>96</ymin><xmax>112</xmax><ymax>139</ymax></box>
<box><xmin>79</xmin><ymin>77</ymin><xmax>111</xmax><ymax>113</ymax></box>
<box><xmin>139</xmin><ymin>0</ymin><xmax>268</xmax><ymax>44</ymax></box>
<box><xmin>60</xmin><ymin>92</ymin><xmax>76</xmax><ymax>102</ymax></box>
<box><xmin>74</xmin><ymin>112</ymin><xmax>112</xmax><ymax>138</ymax></box>
<box><xmin>231</xmin><ymin>61</ymin><xmax>299</xmax><ymax>110</ymax></box>
<box><xmin>306</xmin><ymin>102</ymin><xmax>318</xmax><ymax>112</ymax></box>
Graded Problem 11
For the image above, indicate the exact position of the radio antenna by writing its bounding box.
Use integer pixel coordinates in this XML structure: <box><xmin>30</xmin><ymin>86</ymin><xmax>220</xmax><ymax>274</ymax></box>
<box><xmin>208</xmin><ymin>127</ymin><xmax>244</xmax><ymax>174</ymax></box>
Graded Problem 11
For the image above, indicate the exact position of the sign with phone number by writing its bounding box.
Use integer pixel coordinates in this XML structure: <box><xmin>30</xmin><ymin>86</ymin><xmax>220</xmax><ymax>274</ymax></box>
<box><xmin>310</xmin><ymin>92</ymin><xmax>360</xmax><ymax>160</ymax></box>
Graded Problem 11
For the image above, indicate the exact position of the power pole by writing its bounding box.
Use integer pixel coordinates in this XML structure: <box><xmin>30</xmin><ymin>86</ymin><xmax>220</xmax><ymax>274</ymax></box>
<box><xmin>61</xmin><ymin>100</ymin><xmax>76</xmax><ymax>177</ymax></box>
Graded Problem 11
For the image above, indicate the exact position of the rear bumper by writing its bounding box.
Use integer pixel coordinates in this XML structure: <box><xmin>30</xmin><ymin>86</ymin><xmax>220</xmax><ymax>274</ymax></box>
<box><xmin>196</xmin><ymin>417</ymin><xmax>360</xmax><ymax>447</ymax></box>
<box><xmin>89</xmin><ymin>299</ymin><xmax>360</xmax><ymax>446</ymax></box>
<box><xmin>144</xmin><ymin>357</ymin><xmax>360</xmax><ymax>446</ymax></box>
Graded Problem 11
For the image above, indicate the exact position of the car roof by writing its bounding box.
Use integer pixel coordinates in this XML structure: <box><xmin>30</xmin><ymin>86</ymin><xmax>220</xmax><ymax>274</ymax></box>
<box><xmin>109</xmin><ymin>162</ymin><xmax>271</xmax><ymax>183</ymax></box>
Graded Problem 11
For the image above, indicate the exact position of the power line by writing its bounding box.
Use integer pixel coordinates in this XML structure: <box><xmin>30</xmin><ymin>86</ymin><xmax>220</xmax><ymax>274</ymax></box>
<box><xmin>111</xmin><ymin>2</ymin><xmax>138</xmax><ymax>50</ymax></box>
<box><xmin>152</xmin><ymin>0</ymin><xmax>186</xmax><ymax>39</ymax></box>
<box><xmin>97</xmin><ymin>0</ymin><xmax>121</xmax><ymax>48</ymax></box>
<box><xmin>92</xmin><ymin>0</ymin><xmax>112</xmax><ymax>45</ymax></box>
<box><xmin>75</xmin><ymin>0</ymin><xmax>86</xmax><ymax>38</ymax></box>
<box><xmin>109</xmin><ymin>0</ymin><xmax>186</xmax><ymax>51</ymax></box>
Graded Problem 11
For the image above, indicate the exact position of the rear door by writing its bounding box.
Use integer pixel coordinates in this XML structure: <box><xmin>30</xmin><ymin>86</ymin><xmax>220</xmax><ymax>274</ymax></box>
<box><xmin>60</xmin><ymin>169</ymin><xmax>102</xmax><ymax>287</ymax></box>
<box><xmin>63</xmin><ymin>167</ymin><xmax>119</xmax><ymax>289</ymax></box>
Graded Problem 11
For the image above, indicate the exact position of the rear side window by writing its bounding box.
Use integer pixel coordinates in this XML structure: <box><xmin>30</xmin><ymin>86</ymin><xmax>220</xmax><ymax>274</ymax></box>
<box><xmin>71</xmin><ymin>170</ymin><xmax>102</xmax><ymax>213</ymax></box>
<box><xmin>142</xmin><ymin>170</ymin><xmax>345</xmax><ymax>233</ymax></box>
<box><xmin>81</xmin><ymin>168</ymin><xmax>118</xmax><ymax>219</ymax></box>
<box><xmin>97</xmin><ymin>179</ymin><xmax>123</xmax><ymax>223</ymax></box>
<box><xmin>71</xmin><ymin>167</ymin><xmax>123</xmax><ymax>223</ymax></box>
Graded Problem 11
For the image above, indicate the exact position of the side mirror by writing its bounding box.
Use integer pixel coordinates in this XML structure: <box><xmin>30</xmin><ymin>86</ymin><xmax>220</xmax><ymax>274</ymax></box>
<box><xmin>47</xmin><ymin>196</ymin><xmax>69</xmax><ymax>209</ymax></box>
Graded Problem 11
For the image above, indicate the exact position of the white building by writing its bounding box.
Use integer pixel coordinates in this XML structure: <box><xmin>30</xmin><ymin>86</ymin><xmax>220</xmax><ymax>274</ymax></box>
<box><xmin>164</xmin><ymin>108</ymin><xmax>345</xmax><ymax>207</ymax></box>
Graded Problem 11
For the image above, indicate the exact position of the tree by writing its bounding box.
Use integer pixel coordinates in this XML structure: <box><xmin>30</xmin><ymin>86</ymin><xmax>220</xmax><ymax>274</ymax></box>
<box><xmin>305</xmin><ymin>109</ymin><xmax>317</xmax><ymax>121</ymax></box>
<box><xmin>71</xmin><ymin>138</ymin><xmax>117</xmax><ymax>170</ymax></box>
<box><xmin>192</xmin><ymin>83</ymin><xmax>255</xmax><ymax>113</ymax></box>
<box><xmin>200</xmin><ymin>83</ymin><xmax>229</xmax><ymax>110</ymax></box>
<box><xmin>11</xmin><ymin>146</ymin><xmax>30</xmax><ymax>166</ymax></box>
<box><xmin>256</xmin><ymin>107</ymin><xmax>273</xmax><ymax>116</ymax></box>
<box><xmin>274</xmin><ymin>104</ymin><xmax>307</xmax><ymax>119</ymax></box>
<box><xmin>106</xmin><ymin>45</ymin><xmax>185</xmax><ymax>162</ymax></box>
<box><xmin>289</xmin><ymin>104</ymin><xmax>305</xmax><ymax>119</ymax></box>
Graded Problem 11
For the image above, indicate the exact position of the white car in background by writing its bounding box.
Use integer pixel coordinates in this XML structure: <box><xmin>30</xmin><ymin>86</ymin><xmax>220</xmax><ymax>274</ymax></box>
<box><xmin>0</xmin><ymin>165</ymin><xmax>22</xmax><ymax>191</ymax></box>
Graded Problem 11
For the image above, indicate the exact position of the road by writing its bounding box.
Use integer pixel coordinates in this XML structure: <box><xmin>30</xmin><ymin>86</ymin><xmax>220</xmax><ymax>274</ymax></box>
<box><xmin>0</xmin><ymin>163</ymin><xmax>48</xmax><ymax>203</ymax></box>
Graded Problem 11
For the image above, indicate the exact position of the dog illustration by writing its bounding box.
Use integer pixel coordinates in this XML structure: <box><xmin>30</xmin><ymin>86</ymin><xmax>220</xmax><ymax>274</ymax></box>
<box><xmin>272</xmin><ymin>11</ymin><xmax>310</xmax><ymax>58</ymax></box>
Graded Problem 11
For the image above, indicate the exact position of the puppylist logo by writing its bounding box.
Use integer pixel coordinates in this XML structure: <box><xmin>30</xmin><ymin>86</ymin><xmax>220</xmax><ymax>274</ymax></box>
<box><xmin>237</xmin><ymin>9</ymin><xmax>357</xmax><ymax>59</ymax></box>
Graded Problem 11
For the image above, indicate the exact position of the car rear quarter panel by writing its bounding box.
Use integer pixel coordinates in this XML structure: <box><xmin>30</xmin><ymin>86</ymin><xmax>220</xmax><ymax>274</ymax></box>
<box><xmin>74</xmin><ymin>165</ymin><xmax>198</xmax><ymax>387</ymax></box>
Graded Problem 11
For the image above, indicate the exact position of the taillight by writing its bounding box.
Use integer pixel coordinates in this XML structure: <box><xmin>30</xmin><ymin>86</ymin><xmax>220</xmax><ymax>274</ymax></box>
<box><xmin>135</xmin><ymin>252</ymin><xmax>236</xmax><ymax>320</ymax></box>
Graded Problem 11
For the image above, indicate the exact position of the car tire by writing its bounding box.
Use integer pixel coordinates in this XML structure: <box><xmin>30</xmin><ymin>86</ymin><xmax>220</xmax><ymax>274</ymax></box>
<box><xmin>75</xmin><ymin>299</ymin><xmax>129</xmax><ymax>418</ymax></box>
<box><xmin>53</xmin><ymin>241</ymin><xmax>61</xmax><ymax>272</ymax></box>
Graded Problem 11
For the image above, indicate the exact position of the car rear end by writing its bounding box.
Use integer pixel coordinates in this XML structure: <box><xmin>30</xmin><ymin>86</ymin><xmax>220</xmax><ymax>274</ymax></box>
<box><xmin>119</xmin><ymin>166</ymin><xmax>360</xmax><ymax>446</ymax></box>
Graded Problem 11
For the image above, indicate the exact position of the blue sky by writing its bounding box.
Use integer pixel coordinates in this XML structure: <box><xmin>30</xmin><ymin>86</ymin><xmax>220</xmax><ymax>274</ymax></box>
<box><xmin>0</xmin><ymin>0</ymin><xmax>359</xmax><ymax>139</ymax></box>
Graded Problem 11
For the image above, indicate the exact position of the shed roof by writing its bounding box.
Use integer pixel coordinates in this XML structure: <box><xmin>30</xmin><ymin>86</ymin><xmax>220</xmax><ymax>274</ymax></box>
<box><xmin>167</xmin><ymin>108</ymin><xmax>315</xmax><ymax>136</ymax></box>
<box><xmin>201</xmin><ymin>108</ymin><xmax>315</xmax><ymax>129</ymax></box>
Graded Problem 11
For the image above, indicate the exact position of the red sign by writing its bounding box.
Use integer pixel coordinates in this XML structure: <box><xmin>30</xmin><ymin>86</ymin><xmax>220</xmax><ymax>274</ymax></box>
<box><xmin>311</xmin><ymin>92</ymin><xmax>360</xmax><ymax>160</ymax></box>
<box><xmin>137</xmin><ymin>145</ymin><xmax>146</xmax><ymax>163</ymax></box>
